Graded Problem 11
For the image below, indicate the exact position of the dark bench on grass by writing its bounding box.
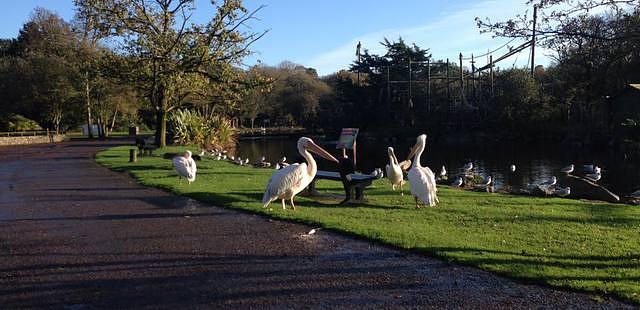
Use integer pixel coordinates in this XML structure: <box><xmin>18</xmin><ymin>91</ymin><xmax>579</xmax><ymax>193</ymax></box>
<box><xmin>307</xmin><ymin>170</ymin><xmax>378</xmax><ymax>204</ymax></box>
<box><xmin>135</xmin><ymin>136</ymin><xmax>158</xmax><ymax>156</ymax></box>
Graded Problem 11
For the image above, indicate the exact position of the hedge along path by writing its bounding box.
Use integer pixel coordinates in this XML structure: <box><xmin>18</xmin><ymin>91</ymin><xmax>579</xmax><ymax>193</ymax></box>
<box><xmin>96</xmin><ymin>145</ymin><xmax>640</xmax><ymax>304</ymax></box>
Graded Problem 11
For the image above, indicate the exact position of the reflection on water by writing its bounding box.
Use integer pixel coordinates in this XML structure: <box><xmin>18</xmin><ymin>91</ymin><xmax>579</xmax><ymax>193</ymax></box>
<box><xmin>236</xmin><ymin>136</ymin><xmax>640</xmax><ymax>195</ymax></box>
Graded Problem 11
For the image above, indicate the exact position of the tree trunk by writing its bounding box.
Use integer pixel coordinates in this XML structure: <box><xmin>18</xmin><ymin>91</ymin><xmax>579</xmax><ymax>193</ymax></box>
<box><xmin>110</xmin><ymin>109</ymin><xmax>118</xmax><ymax>132</ymax></box>
<box><xmin>155</xmin><ymin>108</ymin><xmax>167</xmax><ymax>147</ymax></box>
<box><xmin>85</xmin><ymin>72</ymin><xmax>94</xmax><ymax>139</ymax></box>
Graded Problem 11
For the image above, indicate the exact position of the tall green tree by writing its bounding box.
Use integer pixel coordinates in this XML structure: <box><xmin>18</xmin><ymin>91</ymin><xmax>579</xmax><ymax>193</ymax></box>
<box><xmin>76</xmin><ymin>0</ymin><xmax>266</xmax><ymax>146</ymax></box>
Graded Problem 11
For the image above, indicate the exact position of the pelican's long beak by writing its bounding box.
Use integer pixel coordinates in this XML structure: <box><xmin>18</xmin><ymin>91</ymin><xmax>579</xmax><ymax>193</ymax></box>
<box><xmin>307</xmin><ymin>141</ymin><xmax>339</xmax><ymax>163</ymax></box>
<box><xmin>407</xmin><ymin>144</ymin><xmax>418</xmax><ymax>161</ymax></box>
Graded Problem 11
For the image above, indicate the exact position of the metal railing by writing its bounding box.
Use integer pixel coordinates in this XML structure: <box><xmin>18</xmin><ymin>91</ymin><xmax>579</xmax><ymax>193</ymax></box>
<box><xmin>0</xmin><ymin>130</ymin><xmax>52</xmax><ymax>137</ymax></box>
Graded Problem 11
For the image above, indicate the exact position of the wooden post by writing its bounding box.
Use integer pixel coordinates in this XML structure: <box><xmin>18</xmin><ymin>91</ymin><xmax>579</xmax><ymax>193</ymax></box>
<box><xmin>427</xmin><ymin>59</ymin><xmax>431</xmax><ymax>113</ymax></box>
<box><xmin>386</xmin><ymin>66</ymin><xmax>391</xmax><ymax>105</ymax></box>
<box><xmin>459</xmin><ymin>53</ymin><xmax>464</xmax><ymax>108</ymax></box>
<box><xmin>446</xmin><ymin>59</ymin><xmax>450</xmax><ymax>107</ymax></box>
<box><xmin>129</xmin><ymin>149</ymin><xmax>137</xmax><ymax>162</ymax></box>
<box><xmin>471</xmin><ymin>54</ymin><xmax>476</xmax><ymax>99</ymax></box>
<box><xmin>531</xmin><ymin>4</ymin><xmax>537</xmax><ymax>77</ymax></box>
<box><xmin>408</xmin><ymin>58</ymin><xmax>412</xmax><ymax>108</ymax></box>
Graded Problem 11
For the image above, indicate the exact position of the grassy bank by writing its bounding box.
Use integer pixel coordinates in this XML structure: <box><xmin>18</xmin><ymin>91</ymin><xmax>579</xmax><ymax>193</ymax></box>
<box><xmin>96</xmin><ymin>145</ymin><xmax>640</xmax><ymax>304</ymax></box>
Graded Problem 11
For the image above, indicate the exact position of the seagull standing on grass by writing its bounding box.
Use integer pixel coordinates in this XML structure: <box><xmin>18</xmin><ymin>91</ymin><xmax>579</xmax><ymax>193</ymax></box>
<box><xmin>173</xmin><ymin>150</ymin><xmax>197</xmax><ymax>184</ymax></box>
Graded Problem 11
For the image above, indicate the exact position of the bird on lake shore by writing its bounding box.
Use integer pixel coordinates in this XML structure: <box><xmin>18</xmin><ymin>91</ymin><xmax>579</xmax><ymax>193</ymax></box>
<box><xmin>262</xmin><ymin>137</ymin><xmax>339</xmax><ymax>210</ymax></box>
<box><xmin>407</xmin><ymin>134</ymin><xmax>438</xmax><ymax>208</ymax></box>
<box><xmin>560</xmin><ymin>164</ymin><xmax>574</xmax><ymax>174</ymax></box>
<box><xmin>385</xmin><ymin>147</ymin><xmax>405</xmax><ymax>191</ymax></box>
<box><xmin>451</xmin><ymin>176</ymin><xmax>463</xmax><ymax>187</ymax></box>
<box><xmin>510</xmin><ymin>164</ymin><xmax>516</xmax><ymax>173</ymax></box>
<box><xmin>278</xmin><ymin>156</ymin><xmax>289</xmax><ymax>168</ymax></box>
<box><xmin>540</xmin><ymin>176</ymin><xmax>557</xmax><ymax>187</ymax></box>
<box><xmin>172</xmin><ymin>150</ymin><xmax>197</xmax><ymax>184</ymax></box>
<box><xmin>585</xmin><ymin>172</ymin><xmax>601</xmax><ymax>182</ymax></box>
<box><xmin>554</xmin><ymin>186</ymin><xmax>571</xmax><ymax>197</ymax></box>
<box><xmin>463</xmin><ymin>162</ymin><xmax>473</xmax><ymax>174</ymax></box>
<box><xmin>439</xmin><ymin>165</ymin><xmax>447</xmax><ymax>180</ymax></box>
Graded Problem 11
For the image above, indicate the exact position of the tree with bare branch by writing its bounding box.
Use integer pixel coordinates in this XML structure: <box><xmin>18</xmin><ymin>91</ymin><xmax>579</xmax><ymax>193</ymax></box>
<box><xmin>75</xmin><ymin>0</ymin><xmax>266</xmax><ymax>146</ymax></box>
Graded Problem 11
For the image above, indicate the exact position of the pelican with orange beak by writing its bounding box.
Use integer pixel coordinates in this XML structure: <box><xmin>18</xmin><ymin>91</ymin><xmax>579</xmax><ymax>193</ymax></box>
<box><xmin>407</xmin><ymin>134</ymin><xmax>439</xmax><ymax>208</ymax></box>
<box><xmin>262</xmin><ymin>137</ymin><xmax>339</xmax><ymax>210</ymax></box>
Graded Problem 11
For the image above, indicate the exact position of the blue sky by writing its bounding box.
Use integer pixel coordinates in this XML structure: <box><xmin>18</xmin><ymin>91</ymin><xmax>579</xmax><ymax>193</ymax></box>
<box><xmin>0</xmin><ymin>0</ymin><xmax>549</xmax><ymax>76</ymax></box>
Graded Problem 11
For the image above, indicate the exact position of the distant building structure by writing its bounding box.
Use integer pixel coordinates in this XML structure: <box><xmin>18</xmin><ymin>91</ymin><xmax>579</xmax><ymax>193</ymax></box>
<box><xmin>611</xmin><ymin>84</ymin><xmax>640</xmax><ymax>127</ymax></box>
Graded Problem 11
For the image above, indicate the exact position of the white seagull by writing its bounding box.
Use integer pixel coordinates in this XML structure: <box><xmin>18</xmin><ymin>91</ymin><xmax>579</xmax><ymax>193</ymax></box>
<box><xmin>262</xmin><ymin>137</ymin><xmax>338</xmax><ymax>210</ymax></box>
<box><xmin>463</xmin><ymin>162</ymin><xmax>473</xmax><ymax>173</ymax></box>
<box><xmin>585</xmin><ymin>173</ymin><xmax>601</xmax><ymax>182</ymax></box>
<box><xmin>172</xmin><ymin>150</ymin><xmax>197</xmax><ymax>184</ymax></box>
<box><xmin>439</xmin><ymin>165</ymin><xmax>447</xmax><ymax>178</ymax></box>
<box><xmin>510</xmin><ymin>164</ymin><xmax>516</xmax><ymax>173</ymax></box>
<box><xmin>554</xmin><ymin>186</ymin><xmax>571</xmax><ymax>197</ymax></box>
<box><xmin>541</xmin><ymin>176</ymin><xmax>557</xmax><ymax>187</ymax></box>
<box><xmin>407</xmin><ymin>134</ymin><xmax>438</xmax><ymax>208</ymax></box>
<box><xmin>480</xmin><ymin>175</ymin><xmax>493</xmax><ymax>187</ymax></box>
<box><xmin>451</xmin><ymin>176</ymin><xmax>463</xmax><ymax>187</ymax></box>
<box><xmin>560</xmin><ymin>164</ymin><xmax>574</xmax><ymax>174</ymax></box>
<box><xmin>385</xmin><ymin>147</ymin><xmax>405</xmax><ymax>191</ymax></box>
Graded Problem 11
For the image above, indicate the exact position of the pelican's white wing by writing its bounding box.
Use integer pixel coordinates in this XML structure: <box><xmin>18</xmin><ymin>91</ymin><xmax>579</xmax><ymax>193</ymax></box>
<box><xmin>173</xmin><ymin>156</ymin><xmax>192</xmax><ymax>179</ymax></box>
<box><xmin>408</xmin><ymin>166</ymin><xmax>439</xmax><ymax>206</ymax></box>
<box><xmin>262</xmin><ymin>163</ymin><xmax>308</xmax><ymax>207</ymax></box>
<box><xmin>186</xmin><ymin>157</ymin><xmax>197</xmax><ymax>182</ymax></box>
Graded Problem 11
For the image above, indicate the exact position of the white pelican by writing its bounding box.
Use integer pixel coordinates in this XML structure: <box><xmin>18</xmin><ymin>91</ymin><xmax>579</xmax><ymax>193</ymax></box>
<box><xmin>554</xmin><ymin>186</ymin><xmax>571</xmax><ymax>197</ymax></box>
<box><xmin>172</xmin><ymin>150</ymin><xmax>197</xmax><ymax>184</ymax></box>
<box><xmin>560</xmin><ymin>164</ymin><xmax>574</xmax><ymax>174</ymax></box>
<box><xmin>262</xmin><ymin>137</ymin><xmax>338</xmax><ymax>210</ymax></box>
<box><xmin>451</xmin><ymin>176</ymin><xmax>463</xmax><ymax>187</ymax></box>
<box><xmin>510</xmin><ymin>164</ymin><xmax>516</xmax><ymax>173</ymax></box>
<box><xmin>407</xmin><ymin>134</ymin><xmax>438</xmax><ymax>208</ymax></box>
<box><xmin>385</xmin><ymin>147</ymin><xmax>405</xmax><ymax>191</ymax></box>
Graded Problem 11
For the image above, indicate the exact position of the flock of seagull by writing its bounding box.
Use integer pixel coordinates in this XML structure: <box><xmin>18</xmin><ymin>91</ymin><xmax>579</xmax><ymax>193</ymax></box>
<box><xmin>170</xmin><ymin>134</ymin><xmax>625</xmax><ymax>210</ymax></box>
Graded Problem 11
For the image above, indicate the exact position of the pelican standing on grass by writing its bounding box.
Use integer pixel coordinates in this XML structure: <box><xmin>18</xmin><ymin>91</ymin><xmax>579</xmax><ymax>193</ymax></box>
<box><xmin>173</xmin><ymin>150</ymin><xmax>197</xmax><ymax>184</ymax></box>
<box><xmin>407</xmin><ymin>134</ymin><xmax>439</xmax><ymax>208</ymax></box>
<box><xmin>262</xmin><ymin>137</ymin><xmax>338</xmax><ymax>210</ymax></box>
<box><xmin>385</xmin><ymin>147</ymin><xmax>405</xmax><ymax>191</ymax></box>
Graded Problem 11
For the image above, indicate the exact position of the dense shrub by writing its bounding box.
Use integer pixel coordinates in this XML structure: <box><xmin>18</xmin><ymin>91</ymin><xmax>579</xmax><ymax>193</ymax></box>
<box><xmin>169</xmin><ymin>109</ymin><xmax>236</xmax><ymax>150</ymax></box>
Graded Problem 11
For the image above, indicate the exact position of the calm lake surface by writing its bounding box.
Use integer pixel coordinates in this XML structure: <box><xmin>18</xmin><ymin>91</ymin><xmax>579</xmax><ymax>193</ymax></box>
<box><xmin>236</xmin><ymin>136</ymin><xmax>640</xmax><ymax>195</ymax></box>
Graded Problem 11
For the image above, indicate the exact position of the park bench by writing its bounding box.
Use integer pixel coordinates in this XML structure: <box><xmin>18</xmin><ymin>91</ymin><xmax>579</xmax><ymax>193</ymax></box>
<box><xmin>135</xmin><ymin>136</ymin><xmax>158</xmax><ymax>156</ymax></box>
<box><xmin>307</xmin><ymin>170</ymin><xmax>379</xmax><ymax>204</ymax></box>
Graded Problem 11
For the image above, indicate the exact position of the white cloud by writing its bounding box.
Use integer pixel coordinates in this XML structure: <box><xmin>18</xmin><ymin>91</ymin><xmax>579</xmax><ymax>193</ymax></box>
<box><xmin>305</xmin><ymin>0</ymin><xmax>552</xmax><ymax>76</ymax></box>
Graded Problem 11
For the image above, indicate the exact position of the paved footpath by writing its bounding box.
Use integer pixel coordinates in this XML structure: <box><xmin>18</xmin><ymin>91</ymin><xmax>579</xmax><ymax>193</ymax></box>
<box><xmin>0</xmin><ymin>140</ymin><xmax>633</xmax><ymax>309</ymax></box>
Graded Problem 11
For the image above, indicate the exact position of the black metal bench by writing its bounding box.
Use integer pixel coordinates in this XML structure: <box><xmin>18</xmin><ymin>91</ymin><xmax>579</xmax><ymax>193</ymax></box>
<box><xmin>307</xmin><ymin>170</ymin><xmax>378</xmax><ymax>204</ymax></box>
<box><xmin>135</xmin><ymin>136</ymin><xmax>158</xmax><ymax>156</ymax></box>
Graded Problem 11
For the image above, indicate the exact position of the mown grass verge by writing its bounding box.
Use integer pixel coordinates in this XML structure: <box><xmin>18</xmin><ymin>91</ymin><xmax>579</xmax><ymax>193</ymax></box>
<box><xmin>96</xmin><ymin>145</ymin><xmax>640</xmax><ymax>303</ymax></box>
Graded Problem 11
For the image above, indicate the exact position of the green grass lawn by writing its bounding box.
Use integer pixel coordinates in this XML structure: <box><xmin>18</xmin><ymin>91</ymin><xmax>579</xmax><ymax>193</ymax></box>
<box><xmin>97</xmin><ymin>145</ymin><xmax>640</xmax><ymax>304</ymax></box>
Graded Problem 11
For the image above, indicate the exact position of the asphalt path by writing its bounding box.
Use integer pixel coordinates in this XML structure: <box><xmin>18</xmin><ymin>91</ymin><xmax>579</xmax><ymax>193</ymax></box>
<box><xmin>0</xmin><ymin>139</ymin><xmax>633</xmax><ymax>309</ymax></box>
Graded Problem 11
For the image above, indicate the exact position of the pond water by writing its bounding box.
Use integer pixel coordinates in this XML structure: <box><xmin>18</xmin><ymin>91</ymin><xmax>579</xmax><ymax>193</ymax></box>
<box><xmin>236</xmin><ymin>135</ymin><xmax>640</xmax><ymax>196</ymax></box>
